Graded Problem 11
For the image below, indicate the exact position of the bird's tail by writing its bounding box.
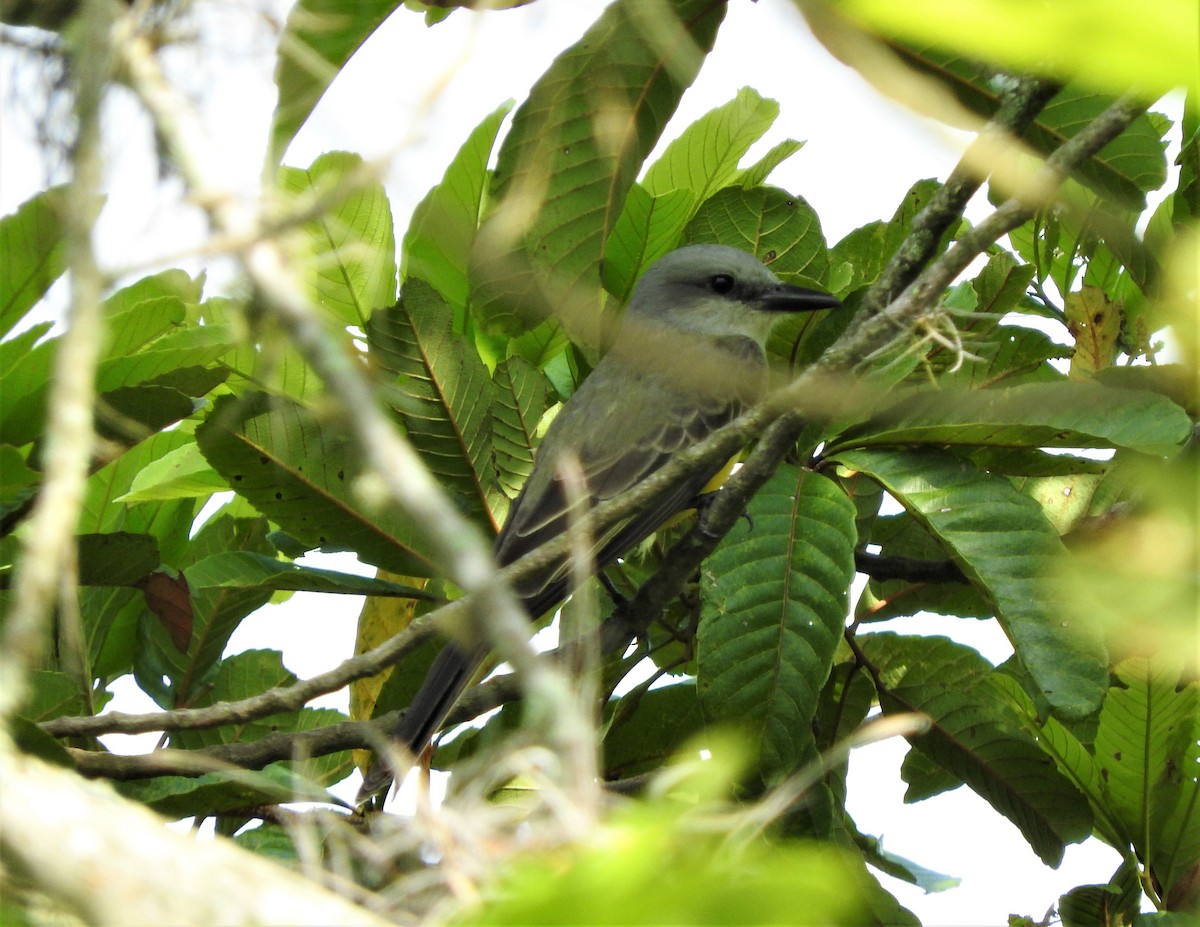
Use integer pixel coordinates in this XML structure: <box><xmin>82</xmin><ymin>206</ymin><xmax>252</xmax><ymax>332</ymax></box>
<box><xmin>356</xmin><ymin>642</ymin><xmax>486</xmax><ymax>804</ymax></box>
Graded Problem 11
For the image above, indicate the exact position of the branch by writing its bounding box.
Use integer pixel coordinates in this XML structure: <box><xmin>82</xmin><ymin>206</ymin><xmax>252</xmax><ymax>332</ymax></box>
<box><xmin>0</xmin><ymin>0</ymin><xmax>111</xmax><ymax>720</ymax></box>
<box><xmin>852</xmin><ymin>550</ymin><xmax>966</xmax><ymax>584</ymax></box>
<box><xmin>857</xmin><ymin>74</ymin><xmax>1061</xmax><ymax>316</ymax></box>
<box><xmin>822</xmin><ymin>94</ymin><xmax>1148</xmax><ymax>372</ymax></box>
<box><xmin>0</xmin><ymin>736</ymin><xmax>391</xmax><ymax>926</ymax></box>
<box><xmin>66</xmin><ymin>712</ymin><xmax>402</xmax><ymax>781</ymax></box>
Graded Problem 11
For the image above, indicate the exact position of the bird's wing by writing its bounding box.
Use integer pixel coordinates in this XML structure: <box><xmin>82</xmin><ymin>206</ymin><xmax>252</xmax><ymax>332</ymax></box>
<box><xmin>495</xmin><ymin>336</ymin><xmax>764</xmax><ymax>615</ymax></box>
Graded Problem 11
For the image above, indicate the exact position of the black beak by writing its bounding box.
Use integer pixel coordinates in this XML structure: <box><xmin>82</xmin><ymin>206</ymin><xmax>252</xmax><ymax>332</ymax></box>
<box><xmin>756</xmin><ymin>283</ymin><xmax>842</xmax><ymax>313</ymax></box>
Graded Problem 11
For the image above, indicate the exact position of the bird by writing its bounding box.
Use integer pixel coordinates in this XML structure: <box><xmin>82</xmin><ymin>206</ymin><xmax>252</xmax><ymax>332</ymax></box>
<box><xmin>357</xmin><ymin>243</ymin><xmax>841</xmax><ymax>803</ymax></box>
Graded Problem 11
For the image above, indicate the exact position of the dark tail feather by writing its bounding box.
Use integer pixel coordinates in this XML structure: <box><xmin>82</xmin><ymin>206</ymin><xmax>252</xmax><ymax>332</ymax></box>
<box><xmin>356</xmin><ymin>643</ymin><xmax>486</xmax><ymax>804</ymax></box>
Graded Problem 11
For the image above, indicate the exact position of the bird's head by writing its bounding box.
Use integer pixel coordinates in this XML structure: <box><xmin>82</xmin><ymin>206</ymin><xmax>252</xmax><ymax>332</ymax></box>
<box><xmin>623</xmin><ymin>244</ymin><xmax>841</xmax><ymax>345</ymax></box>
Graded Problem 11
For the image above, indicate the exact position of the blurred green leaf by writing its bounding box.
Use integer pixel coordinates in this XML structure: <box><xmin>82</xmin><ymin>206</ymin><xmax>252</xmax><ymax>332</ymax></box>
<box><xmin>268</xmin><ymin>2</ymin><xmax>403</xmax><ymax>167</ymax></box>
<box><xmin>842</xmin><ymin>0</ymin><xmax>1198</xmax><ymax>104</ymax></box>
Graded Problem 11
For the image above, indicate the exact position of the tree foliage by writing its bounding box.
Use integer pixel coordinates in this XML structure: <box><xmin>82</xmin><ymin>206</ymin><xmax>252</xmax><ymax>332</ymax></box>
<box><xmin>0</xmin><ymin>1</ymin><xmax>1197</xmax><ymax>925</ymax></box>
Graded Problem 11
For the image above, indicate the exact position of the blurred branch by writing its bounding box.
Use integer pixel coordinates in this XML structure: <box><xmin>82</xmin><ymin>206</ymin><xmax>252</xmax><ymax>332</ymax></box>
<box><xmin>0</xmin><ymin>0</ymin><xmax>111</xmax><ymax>720</ymax></box>
<box><xmin>66</xmin><ymin>712</ymin><xmax>402</xmax><ymax>780</ymax></box>
<box><xmin>0</xmin><ymin>735</ymin><xmax>391</xmax><ymax>926</ymax></box>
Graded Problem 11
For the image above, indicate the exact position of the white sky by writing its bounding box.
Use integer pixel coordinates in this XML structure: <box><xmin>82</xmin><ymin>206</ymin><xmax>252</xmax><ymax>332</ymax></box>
<box><xmin>0</xmin><ymin>1</ymin><xmax>1142</xmax><ymax>922</ymax></box>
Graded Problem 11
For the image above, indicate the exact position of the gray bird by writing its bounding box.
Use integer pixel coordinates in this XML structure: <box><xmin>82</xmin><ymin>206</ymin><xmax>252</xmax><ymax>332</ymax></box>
<box><xmin>358</xmin><ymin>243</ymin><xmax>840</xmax><ymax>803</ymax></box>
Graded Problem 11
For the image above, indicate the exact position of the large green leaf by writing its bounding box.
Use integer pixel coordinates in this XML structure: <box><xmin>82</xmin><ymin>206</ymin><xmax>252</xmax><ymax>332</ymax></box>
<box><xmin>196</xmin><ymin>392</ymin><xmax>439</xmax><ymax>576</ymax></box>
<box><xmin>642</xmin><ymin>86</ymin><xmax>779</xmax><ymax>199</ymax></box>
<box><xmin>685</xmin><ymin>184</ymin><xmax>829</xmax><ymax>287</ymax></box>
<box><xmin>276</xmin><ymin>151</ymin><xmax>398</xmax><ymax>328</ymax></box>
<box><xmin>0</xmin><ymin>186</ymin><xmax>68</xmax><ymax>339</ymax></box>
<box><xmin>268</xmin><ymin>1</ymin><xmax>403</xmax><ymax>167</ymax></box>
<box><xmin>603</xmin><ymin>185</ymin><xmax>695</xmax><ymax>302</ymax></box>
<box><xmin>697</xmin><ymin>466</ymin><xmax>856</xmax><ymax>782</ymax></box>
<box><xmin>834</xmin><ymin>446</ymin><xmax>1108</xmax><ymax>718</ymax></box>
<box><xmin>859</xmin><ymin>632</ymin><xmax>1094</xmax><ymax>866</ymax></box>
<box><xmin>841</xmin><ymin>1</ymin><xmax>1197</xmax><ymax>106</ymax></box>
<box><xmin>832</xmin><ymin>381</ymin><xmax>1193</xmax><ymax>458</ymax></box>
<box><xmin>367</xmin><ymin>280</ymin><xmax>498</xmax><ymax>529</ymax></box>
<box><xmin>603</xmin><ymin>681</ymin><xmax>707</xmax><ymax>781</ymax></box>
<box><xmin>1095</xmin><ymin>659</ymin><xmax>1200</xmax><ymax>891</ymax></box>
<box><xmin>403</xmin><ymin>102</ymin><xmax>513</xmax><ymax>312</ymax></box>
<box><xmin>470</xmin><ymin>0</ymin><xmax>726</xmax><ymax>340</ymax></box>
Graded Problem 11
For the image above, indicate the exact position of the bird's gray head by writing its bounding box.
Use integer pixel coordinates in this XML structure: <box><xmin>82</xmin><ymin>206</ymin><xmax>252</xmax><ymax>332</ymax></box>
<box><xmin>623</xmin><ymin>244</ymin><xmax>840</xmax><ymax>345</ymax></box>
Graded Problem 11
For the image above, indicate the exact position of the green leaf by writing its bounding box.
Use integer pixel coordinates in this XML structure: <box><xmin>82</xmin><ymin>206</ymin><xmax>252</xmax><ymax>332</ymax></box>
<box><xmin>77</xmin><ymin>532</ymin><xmax>161</xmax><ymax>587</ymax></box>
<box><xmin>117</xmin><ymin>439</ymin><xmax>229</xmax><ymax>503</ymax></box>
<box><xmin>833</xmin><ymin>381</ymin><xmax>1193</xmax><ymax>458</ymax></box>
<box><xmin>196</xmin><ymin>392</ymin><xmax>438</xmax><ymax>576</ymax></box>
<box><xmin>852</xmin><ymin>828</ymin><xmax>961</xmax><ymax>894</ymax></box>
<box><xmin>470</xmin><ymin>0</ymin><xmax>726</xmax><ymax>339</ymax></box>
<box><xmin>1095</xmin><ymin>659</ymin><xmax>1200</xmax><ymax>888</ymax></box>
<box><xmin>603</xmin><ymin>185</ymin><xmax>695</xmax><ymax>302</ymax></box>
<box><xmin>737</xmin><ymin>139</ymin><xmax>805</xmax><ymax>189</ymax></box>
<box><xmin>0</xmin><ymin>444</ymin><xmax>39</xmax><ymax>505</ymax></box>
<box><xmin>685</xmin><ymin>185</ymin><xmax>830</xmax><ymax>287</ymax></box>
<box><xmin>403</xmin><ymin>101</ymin><xmax>512</xmax><ymax>311</ymax></box>
<box><xmin>834</xmin><ymin>447</ymin><xmax>1108</xmax><ymax>718</ymax></box>
<box><xmin>268</xmin><ymin>1</ymin><xmax>402</xmax><ymax>167</ymax></box>
<box><xmin>276</xmin><ymin>151</ymin><xmax>398</xmax><ymax>328</ymax></box>
<box><xmin>491</xmin><ymin>355</ymin><xmax>549</xmax><ymax>505</ymax></box>
<box><xmin>643</xmin><ymin>86</ymin><xmax>780</xmax><ymax>201</ymax></box>
<box><xmin>697</xmin><ymin>467</ymin><xmax>857</xmax><ymax>781</ymax></box>
<box><xmin>603</xmin><ymin>681</ymin><xmax>707</xmax><ymax>781</ymax></box>
<box><xmin>116</xmin><ymin>763</ymin><xmax>334</xmax><ymax>820</ymax></box>
<box><xmin>185</xmin><ymin>551</ymin><xmax>435</xmax><ymax>599</ymax></box>
<box><xmin>860</xmin><ymin>632</ymin><xmax>1094</xmax><ymax>866</ymax></box>
<box><xmin>368</xmin><ymin>280</ymin><xmax>498</xmax><ymax>529</ymax></box>
<box><xmin>0</xmin><ymin>186</ymin><xmax>68</xmax><ymax>339</ymax></box>
<box><xmin>842</xmin><ymin>1</ymin><xmax>1198</xmax><ymax>106</ymax></box>
<box><xmin>135</xmin><ymin>516</ymin><xmax>275</xmax><ymax>707</ymax></box>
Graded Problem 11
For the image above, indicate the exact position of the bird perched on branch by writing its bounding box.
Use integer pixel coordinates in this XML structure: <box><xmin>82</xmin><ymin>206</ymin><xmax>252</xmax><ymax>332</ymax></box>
<box><xmin>358</xmin><ymin>243</ymin><xmax>841</xmax><ymax>804</ymax></box>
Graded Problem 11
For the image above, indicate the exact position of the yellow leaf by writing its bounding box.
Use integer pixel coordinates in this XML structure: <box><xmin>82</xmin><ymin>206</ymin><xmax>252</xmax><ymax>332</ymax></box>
<box><xmin>1065</xmin><ymin>286</ymin><xmax>1121</xmax><ymax>375</ymax></box>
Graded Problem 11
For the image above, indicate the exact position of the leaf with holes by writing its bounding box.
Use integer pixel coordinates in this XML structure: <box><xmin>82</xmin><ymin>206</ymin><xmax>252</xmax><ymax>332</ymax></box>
<box><xmin>196</xmin><ymin>392</ymin><xmax>438</xmax><ymax>576</ymax></box>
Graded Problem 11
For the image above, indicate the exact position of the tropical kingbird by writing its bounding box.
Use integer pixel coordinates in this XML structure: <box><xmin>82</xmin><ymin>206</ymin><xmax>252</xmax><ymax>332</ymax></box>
<box><xmin>358</xmin><ymin>243</ymin><xmax>841</xmax><ymax>802</ymax></box>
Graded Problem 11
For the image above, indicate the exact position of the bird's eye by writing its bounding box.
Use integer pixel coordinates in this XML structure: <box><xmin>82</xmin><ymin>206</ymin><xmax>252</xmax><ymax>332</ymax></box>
<box><xmin>709</xmin><ymin>274</ymin><xmax>736</xmax><ymax>295</ymax></box>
